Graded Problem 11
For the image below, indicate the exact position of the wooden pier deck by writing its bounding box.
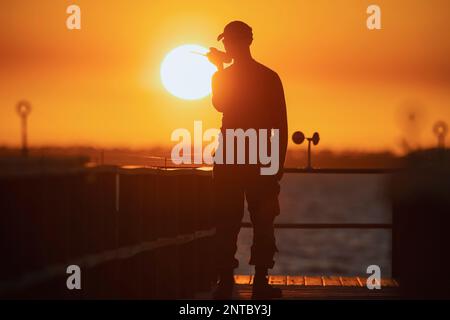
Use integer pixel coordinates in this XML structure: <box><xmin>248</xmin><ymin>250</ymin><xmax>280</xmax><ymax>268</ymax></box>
<box><xmin>196</xmin><ymin>275</ymin><xmax>400</xmax><ymax>300</ymax></box>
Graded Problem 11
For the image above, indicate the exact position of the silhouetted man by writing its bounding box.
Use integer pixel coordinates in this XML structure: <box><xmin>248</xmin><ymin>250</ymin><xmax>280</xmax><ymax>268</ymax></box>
<box><xmin>207</xmin><ymin>21</ymin><xmax>288</xmax><ymax>299</ymax></box>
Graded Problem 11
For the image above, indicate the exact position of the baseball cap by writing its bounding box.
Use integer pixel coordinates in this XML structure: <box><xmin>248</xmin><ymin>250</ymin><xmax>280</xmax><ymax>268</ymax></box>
<box><xmin>217</xmin><ymin>21</ymin><xmax>253</xmax><ymax>41</ymax></box>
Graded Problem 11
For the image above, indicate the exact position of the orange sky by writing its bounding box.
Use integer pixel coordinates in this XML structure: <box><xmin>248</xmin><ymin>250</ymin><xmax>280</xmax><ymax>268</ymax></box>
<box><xmin>1</xmin><ymin>0</ymin><xmax>449</xmax><ymax>153</ymax></box>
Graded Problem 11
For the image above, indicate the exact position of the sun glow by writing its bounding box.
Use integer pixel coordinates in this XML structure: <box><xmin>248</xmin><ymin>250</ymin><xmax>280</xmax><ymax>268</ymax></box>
<box><xmin>160</xmin><ymin>44</ymin><xmax>217</xmax><ymax>100</ymax></box>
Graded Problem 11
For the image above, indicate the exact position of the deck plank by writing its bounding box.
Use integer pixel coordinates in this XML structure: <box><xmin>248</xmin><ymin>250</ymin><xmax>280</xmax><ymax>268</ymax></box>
<box><xmin>304</xmin><ymin>276</ymin><xmax>323</xmax><ymax>286</ymax></box>
<box><xmin>322</xmin><ymin>276</ymin><xmax>342</xmax><ymax>286</ymax></box>
<box><xmin>361</xmin><ymin>278</ymin><xmax>398</xmax><ymax>288</ymax></box>
<box><xmin>234</xmin><ymin>275</ymin><xmax>251</xmax><ymax>285</ymax></box>
<box><xmin>340</xmin><ymin>277</ymin><xmax>362</xmax><ymax>287</ymax></box>
<box><xmin>287</xmin><ymin>275</ymin><xmax>305</xmax><ymax>286</ymax></box>
<box><xmin>268</xmin><ymin>275</ymin><xmax>287</xmax><ymax>285</ymax></box>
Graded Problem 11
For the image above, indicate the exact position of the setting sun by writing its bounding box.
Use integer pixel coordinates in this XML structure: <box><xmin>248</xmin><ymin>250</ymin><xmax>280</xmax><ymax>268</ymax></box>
<box><xmin>160</xmin><ymin>44</ymin><xmax>217</xmax><ymax>100</ymax></box>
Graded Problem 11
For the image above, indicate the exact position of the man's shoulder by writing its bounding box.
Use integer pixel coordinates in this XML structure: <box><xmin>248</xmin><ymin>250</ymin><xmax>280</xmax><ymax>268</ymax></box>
<box><xmin>215</xmin><ymin>61</ymin><xmax>281</xmax><ymax>82</ymax></box>
<box><xmin>253</xmin><ymin>61</ymin><xmax>280</xmax><ymax>80</ymax></box>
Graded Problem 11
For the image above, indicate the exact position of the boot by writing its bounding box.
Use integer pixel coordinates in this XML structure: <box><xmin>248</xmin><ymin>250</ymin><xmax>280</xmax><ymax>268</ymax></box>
<box><xmin>213</xmin><ymin>271</ymin><xmax>234</xmax><ymax>300</ymax></box>
<box><xmin>252</xmin><ymin>280</ymin><xmax>282</xmax><ymax>299</ymax></box>
<box><xmin>252</xmin><ymin>269</ymin><xmax>282</xmax><ymax>299</ymax></box>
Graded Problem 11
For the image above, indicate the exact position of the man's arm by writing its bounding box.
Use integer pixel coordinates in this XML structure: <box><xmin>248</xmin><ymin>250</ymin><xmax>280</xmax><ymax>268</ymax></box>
<box><xmin>273</xmin><ymin>74</ymin><xmax>288</xmax><ymax>180</ymax></box>
<box><xmin>211</xmin><ymin>71</ymin><xmax>225</xmax><ymax>112</ymax></box>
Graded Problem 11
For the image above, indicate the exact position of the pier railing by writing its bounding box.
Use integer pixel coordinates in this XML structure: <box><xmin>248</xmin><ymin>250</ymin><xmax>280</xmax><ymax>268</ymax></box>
<box><xmin>241</xmin><ymin>168</ymin><xmax>397</xmax><ymax>277</ymax></box>
<box><xmin>2</xmin><ymin>165</ymin><xmax>448</xmax><ymax>298</ymax></box>
<box><xmin>0</xmin><ymin>166</ymin><xmax>216</xmax><ymax>299</ymax></box>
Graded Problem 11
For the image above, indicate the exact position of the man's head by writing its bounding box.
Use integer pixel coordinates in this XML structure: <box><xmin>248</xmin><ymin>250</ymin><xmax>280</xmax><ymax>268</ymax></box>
<box><xmin>217</xmin><ymin>21</ymin><xmax>253</xmax><ymax>59</ymax></box>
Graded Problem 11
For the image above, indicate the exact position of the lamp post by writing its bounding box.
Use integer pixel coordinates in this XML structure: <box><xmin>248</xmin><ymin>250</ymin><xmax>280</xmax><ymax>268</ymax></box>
<box><xmin>433</xmin><ymin>121</ymin><xmax>448</xmax><ymax>149</ymax></box>
<box><xmin>16</xmin><ymin>100</ymin><xmax>31</xmax><ymax>157</ymax></box>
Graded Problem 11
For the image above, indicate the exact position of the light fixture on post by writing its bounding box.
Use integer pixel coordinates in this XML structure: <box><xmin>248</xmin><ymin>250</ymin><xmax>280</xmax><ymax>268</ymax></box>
<box><xmin>292</xmin><ymin>131</ymin><xmax>320</xmax><ymax>170</ymax></box>
<box><xmin>16</xmin><ymin>100</ymin><xmax>32</xmax><ymax>158</ymax></box>
<box><xmin>433</xmin><ymin>121</ymin><xmax>448</xmax><ymax>149</ymax></box>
